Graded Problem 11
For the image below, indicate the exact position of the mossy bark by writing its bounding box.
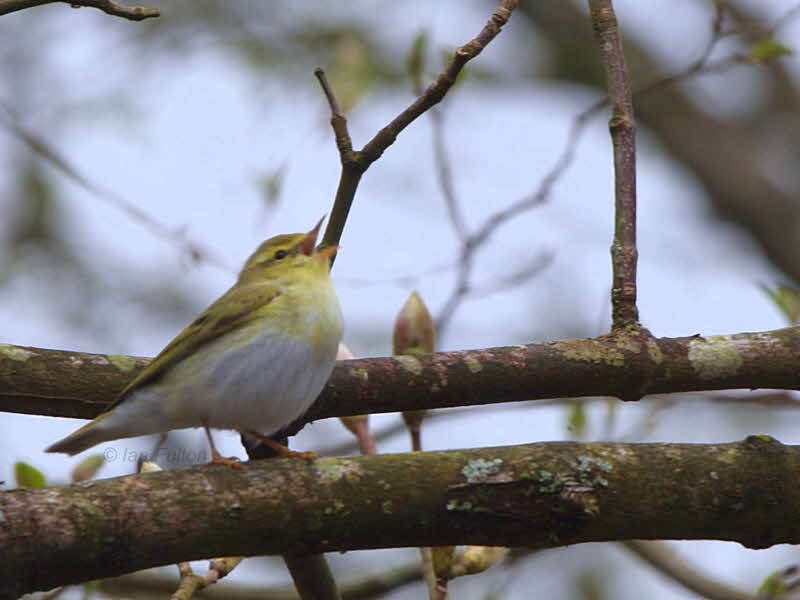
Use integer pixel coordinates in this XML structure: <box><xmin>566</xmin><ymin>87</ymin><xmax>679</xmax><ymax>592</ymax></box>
<box><xmin>3</xmin><ymin>437</ymin><xmax>800</xmax><ymax>596</ymax></box>
<box><xmin>3</xmin><ymin>326</ymin><xmax>800</xmax><ymax>423</ymax></box>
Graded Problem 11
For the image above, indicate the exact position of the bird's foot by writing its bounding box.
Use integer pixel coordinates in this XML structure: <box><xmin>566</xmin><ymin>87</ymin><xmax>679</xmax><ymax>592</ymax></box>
<box><xmin>247</xmin><ymin>431</ymin><xmax>317</xmax><ymax>463</ymax></box>
<box><xmin>209</xmin><ymin>450</ymin><xmax>243</xmax><ymax>469</ymax></box>
<box><xmin>288</xmin><ymin>449</ymin><xmax>317</xmax><ymax>463</ymax></box>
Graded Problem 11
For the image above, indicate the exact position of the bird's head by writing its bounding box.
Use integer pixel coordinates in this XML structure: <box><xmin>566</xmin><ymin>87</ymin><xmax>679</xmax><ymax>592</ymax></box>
<box><xmin>237</xmin><ymin>216</ymin><xmax>338</xmax><ymax>284</ymax></box>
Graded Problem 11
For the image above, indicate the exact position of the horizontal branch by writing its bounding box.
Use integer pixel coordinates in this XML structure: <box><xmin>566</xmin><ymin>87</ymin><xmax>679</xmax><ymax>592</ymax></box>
<box><xmin>2</xmin><ymin>326</ymin><xmax>800</xmax><ymax>424</ymax></box>
<box><xmin>3</xmin><ymin>438</ymin><xmax>799</xmax><ymax>596</ymax></box>
<box><xmin>0</xmin><ymin>0</ymin><xmax>159</xmax><ymax>20</ymax></box>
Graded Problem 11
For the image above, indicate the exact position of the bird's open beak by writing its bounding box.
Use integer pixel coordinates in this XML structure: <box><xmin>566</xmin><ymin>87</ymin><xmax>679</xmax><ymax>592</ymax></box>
<box><xmin>300</xmin><ymin>216</ymin><xmax>325</xmax><ymax>256</ymax></box>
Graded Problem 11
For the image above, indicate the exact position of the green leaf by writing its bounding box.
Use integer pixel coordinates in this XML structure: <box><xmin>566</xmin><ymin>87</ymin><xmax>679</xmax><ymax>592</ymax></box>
<box><xmin>15</xmin><ymin>461</ymin><xmax>46</xmax><ymax>489</ymax></box>
<box><xmin>749</xmin><ymin>39</ymin><xmax>792</xmax><ymax>63</ymax></box>
<box><xmin>566</xmin><ymin>402</ymin><xmax>588</xmax><ymax>438</ymax></box>
<box><xmin>761</xmin><ymin>283</ymin><xmax>800</xmax><ymax>325</ymax></box>
<box><xmin>71</xmin><ymin>454</ymin><xmax>105</xmax><ymax>482</ymax></box>
<box><xmin>257</xmin><ymin>165</ymin><xmax>286</xmax><ymax>213</ymax></box>
<box><xmin>406</xmin><ymin>30</ymin><xmax>428</xmax><ymax>92</ymax></box>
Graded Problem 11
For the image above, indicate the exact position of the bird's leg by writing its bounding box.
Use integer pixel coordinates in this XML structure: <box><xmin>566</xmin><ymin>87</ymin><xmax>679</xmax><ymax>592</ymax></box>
<box><xmin>247</xmin><ymin>431</ymin><xmax>316</xmax><ymax>463</ymax></box>
<box><xmin>204</xmin><ymin>425</ymin><xmax>243</xmax><ymax>469</ymax></box>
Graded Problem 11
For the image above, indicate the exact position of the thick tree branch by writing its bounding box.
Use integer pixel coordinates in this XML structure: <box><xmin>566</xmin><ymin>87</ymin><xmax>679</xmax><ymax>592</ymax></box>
<box><xmin>3</xmin><ymin>438</ymin><xmax>799</xmax><ymax>596</ymax></box>
<box><xmin>3</xmin><ymin>326</ymin><xmax>800</xmax><ymax>423</ymax></box>
<box><xmin>0</xmin><ymin>0</ymin><xmax>159</xmax><ymax>20</ymax></box>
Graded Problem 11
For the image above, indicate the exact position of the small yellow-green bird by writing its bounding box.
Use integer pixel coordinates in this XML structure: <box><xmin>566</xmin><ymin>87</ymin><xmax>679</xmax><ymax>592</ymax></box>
<box><xmin>46</xmin><ymin>218</ymin><xmax>343</xmax><ymax>467</ymax></box>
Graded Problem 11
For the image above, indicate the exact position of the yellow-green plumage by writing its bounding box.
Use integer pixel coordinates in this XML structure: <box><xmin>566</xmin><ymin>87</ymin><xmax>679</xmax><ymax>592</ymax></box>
<box><xmin>46</xmin><ymin>222</ymin><xmax>343</xmax><ymax>458</ymax></box>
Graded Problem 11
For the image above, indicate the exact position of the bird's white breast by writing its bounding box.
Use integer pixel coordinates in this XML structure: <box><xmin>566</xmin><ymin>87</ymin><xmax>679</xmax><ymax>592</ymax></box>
<box><xmin>115</xmin><ymin>290</ymin><xmax>342</xmax><ymax>437</ymax></box>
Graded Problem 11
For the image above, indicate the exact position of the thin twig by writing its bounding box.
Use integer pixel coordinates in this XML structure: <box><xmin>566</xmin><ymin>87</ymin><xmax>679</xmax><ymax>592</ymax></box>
<box><xmin>587</xmin><ymin>0</ymin><xmax>639</xmax><ymax>330</ymax></box>
<box><xmin>170</xmin><ymin>559</ymin><xmax>246</xmax><ymax>600</ymax></box>
<box><xmin>314</xmin><ymin>68</ymin><xmax>354</xmax><ymax>161</ymax></box>
<box><xmin>317</xmin><ymin>0</ymin><xmax>520</xmax><ymax>253</ymax></box>
<box><xmin>433</xmin><ymin>98</ymin><xmax>596</xmax><ymax>335</ymax></box>
<box><xmin>430</xmin><ymin>106</ymin><xmax>468</xmax><ymax>243</ymax></box>
<box><xmin>171</xmin><ymin>562</ymin><xmax>205</xmax><ymax>600</ymax></box>
<box><xmin>432</xmin><ymin>23</ymin><xmax>763</xmax><ymax>335</ymax></box>
<box><xmin>104</xmin><ymin>561</ymin><xmax>423</xmax><ymax>599</ymax></box>
<box><xmin>360</xmin><ymin>0</ymin><xmax>519</xmax><ymax>165</ymax></box>
<box><xmin>0</xmin><ymin>0</ymin><xmax>159</xmax><ymax>20</ymax></box>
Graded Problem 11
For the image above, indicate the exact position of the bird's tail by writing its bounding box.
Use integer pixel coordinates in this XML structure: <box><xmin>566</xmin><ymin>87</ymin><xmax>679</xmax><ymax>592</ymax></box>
<box><xmin>45</xmin><ymin>413</ymin><xmax>114</xmax><ymax>456</ymax></box>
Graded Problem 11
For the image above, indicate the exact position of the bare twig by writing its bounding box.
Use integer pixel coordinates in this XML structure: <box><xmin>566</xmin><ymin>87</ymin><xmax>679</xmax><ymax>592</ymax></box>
<box><xmin>0</xmin><ymin>0</ymin><xmax>159</xmax><ymax>20</ymax></box>
<box><xmin>587</xmin><ymin>0</ymin><xmax>639</xmax><ymax>330</ymax></box>
<box><xmin>434</xmin><ymin>99</ymin><xmax>601</xmax><ymax>335</ymax></box>
<box><xmin>431</xmin><ymin>13</ymin><xmax>767</xmax><ymax>335</ymax></box>
<box><xmin>171</xmin><ymin>562</ymin><xmax>205</xmax><ymax>600</ymax></box>
<box><xmin>314</xmin><ymin>68</ymin><xmax>354</xmax><ymax>162</ymax></box>
<box><xmin>169</xmin><ymin>554</ymin><xmax>245</xmax><ymax>598</ymax></box>
<box><xmin>0</xmin><ymin>104</ymin><xmax>229</xmax><ymax>270</ymax></box>
<box><xmin>104</xmin><ymin>561</ymin><xmax>423</xmax><ymax>599</ymax></box>
<box><xmin>430</xmin><ymin>106</ymin><xmax>468</xmax><ymax>243</ymax></box>
<box><xmin>317</xmin><ymin>0</ymin><xmax>520</xmax><ymax>253</ymax></box>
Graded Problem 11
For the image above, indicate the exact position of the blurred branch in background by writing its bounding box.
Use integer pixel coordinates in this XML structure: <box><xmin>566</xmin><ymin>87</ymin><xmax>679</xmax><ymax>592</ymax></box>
<box><xmin>0</xmin><ymin>0</ymin><xmax>159</xmax><ymax>20</ymax></box>
<box><xmin>520</xmin><ymin>0</ymin><xmax>800</xmax><ymax>284</ymax></box>
<box><xmin>623</xmin><ymin>541</ymin><xmax>751</xmax><ymax>600</ymax></box>
<box><xmin>404</xmin><ymin>27</ymin><xmax>558</xmax><ymax>338</ymax></box>
<box><xmin>0</xmin><ymin>103</ymin><xmax>229</xmax><ymax>270</ymax></box>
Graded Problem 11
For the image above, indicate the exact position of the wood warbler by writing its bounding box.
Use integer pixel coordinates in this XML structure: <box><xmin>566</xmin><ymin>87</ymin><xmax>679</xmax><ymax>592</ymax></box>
<box><xmin>46</xmin><ymin>218</ymin><xmax>343</xmax><ymax>467</ymax></box>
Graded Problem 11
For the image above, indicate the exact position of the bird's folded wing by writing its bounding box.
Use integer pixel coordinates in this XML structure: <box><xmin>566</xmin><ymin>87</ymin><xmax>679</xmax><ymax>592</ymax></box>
<box><xmin>108</xmin><ymin>284</ymin><xmax>283</xmax><ymax>409</ymax></box>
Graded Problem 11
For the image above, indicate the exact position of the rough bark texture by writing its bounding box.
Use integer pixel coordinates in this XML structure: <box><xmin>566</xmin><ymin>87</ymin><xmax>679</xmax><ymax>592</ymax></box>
<box><xmin>2</xmin><ymin>326</ymin><xmax>800</xmax><ymax>423</ymax></box>
<box><xmin>2</xmin><ymin>437</ymin><xmax>799</xmax><ymax>597</ymax></box>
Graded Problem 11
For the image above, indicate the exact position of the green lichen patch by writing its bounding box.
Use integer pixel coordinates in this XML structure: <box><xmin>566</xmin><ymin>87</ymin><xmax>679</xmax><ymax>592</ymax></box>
<box><xmin>0</xmin><ymin>344</ymin><xmax>34</xmax><ymax>362</ymax></box>
<box><xmin>687</xmin><ymin>337</ymin><xmax>743</xmax><ymax>379</ymax></box>
<box><xmin>395</xmin><ymin>355</ymin><xmax>423</xmax><ymax>375</ymax></box>
<box><xmin>316</xmin><ymin>458</ymin><xmax>365</xmax><ymax>483</ymax></box>
<box><xmin>462</xmin><ymin>458</ymin><xmax>503</xmax><ymax>483</ymax></box>
<box><xmin>108</xmin><ymin>355</ymin><xmax>139</xmax><ymax>372</ymax></box>
<box><xmin>352</xmin><ymin>368</ymin><xmax>369</xmax><ymax>382</ymax></box>
<box><xmin>464</xmin><ymin>357</ymin><xmax>483</xmax><ymax>374</ymax></box>
<box><xmin>646</xmin><ymin>338</ymin><xmax>664</xmax><ymax>363</ymax></box>
<box><xmin>575</xmin><ymin>456</ymin><xmax>613</xmax><ymax>488</ymax></box>
<box><xmin>552</xmin><ymin>339</ymin><xmax>625</xmax><ymax>367</ymax></box>
<box><xmin>446</xmin><ymin>498</ymin><xmax>474</xmax><ymax>512</ymax></box>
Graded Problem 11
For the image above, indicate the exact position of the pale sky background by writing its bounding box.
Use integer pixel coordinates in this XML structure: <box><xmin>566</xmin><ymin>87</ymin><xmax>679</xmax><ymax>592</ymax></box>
<box><xmin>2</xmin><ymin>2</ymin><xmax>799</xmax><ymax>599</ymax></box>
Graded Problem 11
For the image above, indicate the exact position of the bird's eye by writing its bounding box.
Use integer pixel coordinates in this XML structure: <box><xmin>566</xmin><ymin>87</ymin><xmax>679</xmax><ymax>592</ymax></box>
<box><xmin>273</xmin><ymin>250</ymin><xmax>288</xmax><ymax>260</ymax></box>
